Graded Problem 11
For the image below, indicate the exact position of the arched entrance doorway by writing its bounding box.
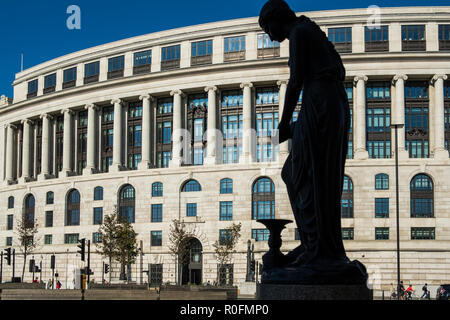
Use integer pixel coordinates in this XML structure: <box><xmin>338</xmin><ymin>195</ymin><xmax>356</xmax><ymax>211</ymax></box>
<box><xmin>180</xmin><ymin>238</ymin><xmax>203</xmax><ymax>285</ymax></box>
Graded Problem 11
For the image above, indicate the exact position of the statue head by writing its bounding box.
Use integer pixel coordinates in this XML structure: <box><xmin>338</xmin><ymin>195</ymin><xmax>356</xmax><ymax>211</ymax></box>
<box><xmin>259</xmin><ymin>0</ymin><xmax>297</xmax><ymax>42</ymax></box>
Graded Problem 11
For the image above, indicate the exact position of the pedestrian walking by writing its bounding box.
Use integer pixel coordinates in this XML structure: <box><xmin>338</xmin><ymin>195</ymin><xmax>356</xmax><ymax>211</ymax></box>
<box><xmin>46</xmin><ymin>279</ymin><xmax>52</xmax><ymax>290</ymax></box>
<box><xmin>421</xmin><ymin>283</ymin><xmax>428</xmax><ymax>299</ymax></box>
<box><xmin>56</xmin><ymin>280</ymin><xmax>62</xmax><ymax>289</ymax></box>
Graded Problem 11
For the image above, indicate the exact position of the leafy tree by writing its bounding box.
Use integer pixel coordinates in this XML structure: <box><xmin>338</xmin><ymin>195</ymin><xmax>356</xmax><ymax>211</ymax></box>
<box><xmin>213</xmin><ymin>223</ymin><xmax>242</xmax><ymax>285</ymax></box>
<box><xmin>96</xmin><ymin>206</ymin><xmax>120</xmax><ymax>283</ymax></box>
<box><xmin>15</xmin><ymin>213</ymin><xmax>39</xmax><ymax>282</ymax></box>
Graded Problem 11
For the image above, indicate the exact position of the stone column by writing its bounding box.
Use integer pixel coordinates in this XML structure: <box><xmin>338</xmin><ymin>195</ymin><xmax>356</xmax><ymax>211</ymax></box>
<box><xmin>20</xmin><ymin>119</ymin><xmax>33</xmax><ymax>182</ymax></box>
<box><xmin>84</xmin><ymin>104</ymin><xmax>99</xmax><ymax>174</ymax></box>
<box><xmin>392</xmin><ymin>74</ymin><xmax>409</xmax><ymax>159</ymax></box>
<box><xmin>277</xmin><ymin>80</ymin><xmax>289</xmax><ymax>161</ymax></box>
<box><xmin>431</xmin><ymin>74</ymin><xmax>449</xmax><ymax>159</ymax></box>
<box><xmin>204</xmin><ymin>86</ymin><xmax>218</xmax><ymax>165</ymax></box>
<box><xmin>61</xmin><ymin>108</ymin><xmax>74</xmax><ymax>176</ymax></box>
<box><xmin>138</xmin><ymin>94</ymin><xmax>154</xmax><ymax>170</ymax></box>
<box><xmin>38</xmin><ymin>114</ymin><xmax>52</xmax><ymax>180</ymax></box>
<box><xmin>110</xmin><ymin>99</ymin><xmax>123</xmax><ymax>172</ymax></box>
<box><xmin>240</xmin><ymin>82</ymin><xmax>254</xmax><ymax>164</ymax></box>
<box><xmin>353</xmin><ymin>75</ymin><xmax>369</xmax><ymax>160</ymax></box>
<box><xmin>169</xmin><ymin>89</ymin><xmax>184</xmax><ymax>167</ymax></box>
<box><xmin>5</xmin><ymin>124</ymin><xmax>16</xmax><ymax>183</ymax></box>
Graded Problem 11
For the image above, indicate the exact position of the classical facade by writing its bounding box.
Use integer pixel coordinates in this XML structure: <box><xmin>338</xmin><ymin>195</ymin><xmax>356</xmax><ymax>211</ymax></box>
<box><xmin>1</xmin><ymin>7</ymin><xmax>450</xmax><ymax>296</ymax></box>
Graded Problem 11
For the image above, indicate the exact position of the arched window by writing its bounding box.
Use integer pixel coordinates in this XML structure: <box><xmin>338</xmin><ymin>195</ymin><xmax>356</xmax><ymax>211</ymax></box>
<box><xmin>8</xmin><ymin>196</ymin><xmax>14</xmax><ymax>209</ymax></box>
<box><xmin>341</xmin><ymin>175</ymin><xmax>353</xmax><ymax>218</ymax></box>
<box><xmin>24</xmin><ymin>194</ymin><xmax>35</xmax><ymax>227</ymax></box>
<box><xmin>182</xmin><ymin>180</ymin><xmax>202</xmax><ymax>192</ymax></box>
<box><xmin>410</xmin><ymin>174</ymin><xmax>434</xmax><ymax>218</ymax></box>
<box><xmin>220</xmin><ymin>178</ymin><xmax>233</xmax><ymax>194</ymax></box>
<box><xmin>119</xmin><ymin>185</ymin><xmax>135</xmax><ymax>223</ymax></box>
<box><xmin>46</xmin><ymin>191</ymin><xmax>54</xmax><ymax>205</ymax></box>
<box><xmin>66</xmin><ymin>189</ymin><xmax>81</xmax><ymax>226</ymax></box>
<box><xmin>152</xmin><ymin>182</ymin><xmax>163</xmax><ymax>197</ymax></box>
<box><xmin>94</xmin><ymin>187</ymin><xmax>104</xmax><ymax>201</ymax></box>
<box><xmin>375</xmin><ymin>174</ymin><xmax>389</xmax><ymax>190</ymax></box>
<box><xmin>252</xmin><ymin>177</ymin><xmax>275</xmax><ymax>220</ymax></box>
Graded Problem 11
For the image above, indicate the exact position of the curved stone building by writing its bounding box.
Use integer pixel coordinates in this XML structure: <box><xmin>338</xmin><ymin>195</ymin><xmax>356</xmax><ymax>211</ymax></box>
<box><xmin>1</xmin><ymin>6</ymin><xmax>450</xmax><ymax>296</ymax></box>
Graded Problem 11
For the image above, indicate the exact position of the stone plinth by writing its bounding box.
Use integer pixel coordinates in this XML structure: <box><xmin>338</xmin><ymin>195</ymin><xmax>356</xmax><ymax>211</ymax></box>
<box><xmin>257</xmin><ymin>283</ymin><xmax>373</xmax><ymax>300</ymax></box>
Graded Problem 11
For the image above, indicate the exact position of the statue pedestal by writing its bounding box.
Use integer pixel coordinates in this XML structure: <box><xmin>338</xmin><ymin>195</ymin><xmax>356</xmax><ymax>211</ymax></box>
<box><xmin>257</xmin><ymin>283</ymin><xmax>373</xmax><ymax>300</ymax></box>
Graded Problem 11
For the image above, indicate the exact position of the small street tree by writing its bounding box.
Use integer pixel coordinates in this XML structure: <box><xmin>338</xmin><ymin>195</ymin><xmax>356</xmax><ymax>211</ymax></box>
<box><xmin>115</xmin><ymin>215</ymin><xmax>139</xmax><ymax>282</ymax></box>
<box><xmin>213</xmin><ymin>223</ymin><xmax>242</xmax><ymax>286</ymax></box>
<box><xmin>16</xmin><ymin>213</ymin><xmax>39</xmax><ymax>282</ymax></box>
<box><xmin>96</xmin><ymin>206</ymin><xmax>120</xmax><ymax>284</ymax></box>
<box><xmin>168</xmin><ymin>219</ymin><xmax>194</xmax><ymax>285</ymax></box>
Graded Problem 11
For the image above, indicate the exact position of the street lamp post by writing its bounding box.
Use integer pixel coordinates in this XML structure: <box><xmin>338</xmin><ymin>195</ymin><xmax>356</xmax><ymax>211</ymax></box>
<box><xmin>390</xmin><ymin>123</ymin><xmax>404</xmax><ymax>300</ymax></box>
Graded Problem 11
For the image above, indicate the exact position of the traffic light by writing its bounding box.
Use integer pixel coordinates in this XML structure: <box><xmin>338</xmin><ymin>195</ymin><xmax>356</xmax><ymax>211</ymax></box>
<box><xmin>104</xmin><ymin>263</ymin><xmax>109</xmax><ymax>274</ymax></box>
<box><xmin>4</xmin><ymin>248</ymin><xmax>11</xmax><ymax>265</ymax></box>
<box><xmin>29</xmin><ymin>259</ymin><xmax>35</xmax><ymax>273</ymax></box>
<box><xmin>250</xmin><ymin>260</ymin><xmax>255</xmax><ymax>272</ymax></box>
<box><xmin>77</xmin><ymin>238</ymin><xmax>86</xmax><ymax>261</ymax></box>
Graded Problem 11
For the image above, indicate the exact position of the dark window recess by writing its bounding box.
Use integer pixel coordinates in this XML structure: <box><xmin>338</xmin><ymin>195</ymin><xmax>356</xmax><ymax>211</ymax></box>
<box><xmin>191</xmin><ymin>40</ymin><xmax>213</xmax><ymax>66</ymax></box>
<box><xmin>341</xmin><ymin>176</ymin><xmax>353</xmax><ymax>218</ymax></box>
<box><xmin>328</xmin><ymin>27</ymin><xmax>352</xmax><ymax>53</ymax></box>
<box><xmin>224</xmin><ymin>36</ymin><xmax>246</xmax><ymax>62</ymax></box>
<box><xmin>133</xmin><ymin>50</ymin><xmax>152</xmax><ymax>75</ymax></box>
<box><xmin>161</xmin><ymin>45</ymin><xmax>180</xmax><ymax>71</ymax></box>
<box><xmin>402</xmin><ymin>25</ymin><xmax>426</xmax><ymax>51</ymax></box>
<box><xmin>439</xmin><ymin>25</ymin><xmax>450</xmax><ymax>51</ymax></box>
<box><xmin>63</xmin><ymin>67</ymin><xmax>77</xmax><ymax>89</ymax></box>
<box><xmin>257</xmin><ymin>34</ymin><xmax>280</xmax><ymax>59</ymax></box>
<box><xmin>148</xmin><ymin>264</ymin><xmax>163</xmax><ymax>286</ymax></box>
<box><xmin>43</xmin><ymin>73</ymin><xmax>56</xmax><ymax>94</ymax></box>
<box><xmin>365</xmin><ymin>26</ymin><xmax>389</xmax><ymax>52</ymax></box>
<box><xmin>84</xmin><ymin>61</ymin><xmax>100</xmax><ymax>84</ymax></box>
<box><xmin>108</xmin><ymin>56</ymin><xmax>124</xmax><ymax>79</ymax></box>
<box><xmin>27</xmin><ymin>79</ymin><xmax>38</xmax><ymax>98</ymax></box>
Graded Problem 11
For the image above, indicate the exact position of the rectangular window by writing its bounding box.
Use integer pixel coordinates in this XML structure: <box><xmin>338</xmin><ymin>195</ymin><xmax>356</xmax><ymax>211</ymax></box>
<box><xmin>27</xmin><ymin>79</ymin><xmax>38</xmax><ymax>98</ymax></box>
<box><xmin>93</xmin><ymin>207</ymin><xmax>103</xmax><ymax>225</ymax></box>
<box><xmin>295</xmin><ymin>229</ymin><xmax>300</xmax><ymax>241</ymax></box>
<box><xmin>439</xmin><ymin>25</ymin><xmax>450</xmax><ymax>51</ymax></box>
<box><xmin>63</xmin><ymin>67</ymin><xmax>77</xmax><ymax>88</ymax></box>
<box><xmin>6</xmin><ymin>237</ymin><xmax>12</xmax><ymax>246</ymax></box>
<box><xmin>151</xmin><ymin>231</ymin><xmax>162</xmax><ymax>246</ymax></box>
<box><xmin>219</xmin><ymin>229</ymin><xmax>233</xmax><ymax>245</ymax></box>
<box><xmin>410</xmin><ymin>198</ymin><xmax>433</xmax><ymax>218</ymax></box>
<box><xmin>411</xmin><ymin>227</ymin><xmax>435</xmax><ymax>240</ymax></box>
<box><xmin>186</xmin><ymin>203</ymin><xmax>197</xmax><ymax>217</ymax></box>
<box><xmin>149</xmin><ymin>264</ymin><xmax>163</xmax><ymax>286</ymax></box>
<box><xmin>222</xmin><ymin>90</ymin><xmax>243</xmax><ymax>108</ymax></box>
<box><xmin>44</xmin><ymin>235</ymin><xmax>52</xmax><ymax>245</ymax></box>
<box><xmin>375</xmin><ymin>228</ymin><xmax>389</xmax><ymax>240</ymax></box>
<box><xmin>342</xmin><ymin>228</ymin><xmax>354</xmax><ymax>240</ymax></box>
<box><xmin>161</xmin><ymin>45</ymin><xmax>181</xmax><ymax>70</ymax></box>
<box><xmin>402</xmin><ymin>25</ymin><xmax>426</xmax><ymax>51</ymax></box>
<box><xmin>108</xmin><ymin>56</ymin><xmax>124</xmax><ymax>79</ymax></box>
<box><xmin>252</xmin><ymin>229</ymin><xmax>270</xmax><ymax>242</ymax></box>
<box><xmin>45</xmin><ymin>211</ymin><xmax>53</xmax><ymax>227</ymax></box>
<box><xmin>64</xmin><ymin>233</ymin><xmax>79</xmax><ymax>244</ymax></box>
<box><xmin>220</xmin><ymin>201</ymin><xmax>233</xmax><ymax>221</ymax></box>
<box><xmin>257</xmin><ymin>33</ymin><xmax>280</xmax><ymax>59</ymax></box>
<box><xmin>151</xmin><ymin>204</ymin><xmax>163</xmax><ymax>222</ymax></box>
<box><xmin>364</xmin><ymin>26</ymin><xmax>389</xmax><ymax>52</ymax></box>
<box><xmin>328</xmin><ymin>27</ymin><xmax>352</xmax><ymax>53</ymax></box>
<box><xmin>7</xmin><ymin>215</ymin><xmax>13</xmax><ymax>230</ymax></box>
<box><xmin>375</xmin><ymin>198</ymin><xmax>389</xmax><ymax>218</ymax></box>
<box><xmin>193</xmin><ymin>147</ymin><xmax>204</xmax><ymax>166</ymax></box>
<box><xmin>191</xmin><ymin>40</ymin><xmax>213</xmax><ymax>66</ymax></box>
<box><xmin>84</xmin><ymin>61</ymin><xmax>100</xmax><ymax>79</ymax></box>
<box><xmin>134</xmin><ymin>50</ymin><xmax>152</xmax><ymax>66</ymax></box>
<box><xmin>92</xmin><ymin>232</ymin><xmax>102</xmax><ymax>244</ymax></box>
<box><xmin>44</xmin><ymin>73</ymin><xmax>56</xmax><ymax>89</ymax></box>
<box><xmin>224</xmin><ymin>36</ymin><xmax>246</xmax><ymax>61</ymax></box>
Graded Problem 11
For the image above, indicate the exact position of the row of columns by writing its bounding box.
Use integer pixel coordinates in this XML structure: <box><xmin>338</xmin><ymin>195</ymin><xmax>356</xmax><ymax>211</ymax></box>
<box><xmin>3</xmin><ymin>75</ymin><xmax>449</xmax><ymax>183</ymax></box>
<box><xmin>353</xmin><ymin>73</ymin><xmax>448</xmax><ymax>160</ymax></box>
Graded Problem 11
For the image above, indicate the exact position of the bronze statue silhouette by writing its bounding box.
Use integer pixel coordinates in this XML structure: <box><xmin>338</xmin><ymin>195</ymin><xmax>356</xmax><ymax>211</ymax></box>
<box><xmin>258</xmin><ymin>0</ymin><xmax>368</xmax><ymax>284</ymax></box>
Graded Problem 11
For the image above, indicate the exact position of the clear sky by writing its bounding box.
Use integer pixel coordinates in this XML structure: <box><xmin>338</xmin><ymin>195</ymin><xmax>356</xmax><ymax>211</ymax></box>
<box><xmin>0</xmin><ymin>0</ymin><xmax>448</xmax><ymax>97</ymax></box>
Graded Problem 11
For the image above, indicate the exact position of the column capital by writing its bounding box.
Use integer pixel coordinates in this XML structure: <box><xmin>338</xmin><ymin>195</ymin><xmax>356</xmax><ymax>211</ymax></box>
<box><xmin>277</xmin><ymin>80</ymin><xmax>289</xmax><ymax>87</ymax></box>
<box><xmin>7</xmin><ymin>123</ymin><xmax>17</xmax><ymax>130</ymax></box>
<box><xmin>353</xmin><ymin>75</ymin><xmax>368</xmax><ymax>85</ymax></box>
<box><xmin>111</xmin><ymin>98</ymin><xmax>122</xmax><ymax>106</ymax></box>
<box><xmin>392</xmin><ymin>74</ymin><xmax>408</xmax><ymax>85</ymax></box>
<box><xmin>170</xmin><ymin>89</ymin><xmax>185</xmax><ymax>97</ymax></box>
<box><xmin>204</xmin><ymin>86</ymin><xmax>218</xmax><ymax>93</ymax></box>
<box><xmin>240</xmin><ymin>82</ymin><xmax>253</xmax><ymax>89</ymax></box>
<box><xmin>20</xmin><ymin>119</ymin><xmax>34</xmax><ymax>126</ymax></box>
<box><xmin>431</xmin><ymin>74</ymin><xmax>448</xmax><ymax>85</ymax></box>
<box><xmin>84</xmin><ymin>103</ymin><xmax>99</xmax><ymax>111</ymax></box>
<box><xmin>40</xmin><ymin>113</ymin><xmax>54</xmax><ymax>120</ymax></box>
<box><xmin>139</xmin><ymin>94</ymin><xmax>155</xmax><ymax>102</ymax></box>
<box><xmin>61</xmin><ymin>108</ymin><xmax>74</xmax><ymax>115</ymax></box>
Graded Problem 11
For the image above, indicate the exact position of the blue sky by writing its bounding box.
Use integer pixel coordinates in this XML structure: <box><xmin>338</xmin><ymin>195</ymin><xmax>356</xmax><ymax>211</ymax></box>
<box><xmin>0</xmin><ymin>0</ymin><xmax>448</xmax><ymax>97</ymax></box>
